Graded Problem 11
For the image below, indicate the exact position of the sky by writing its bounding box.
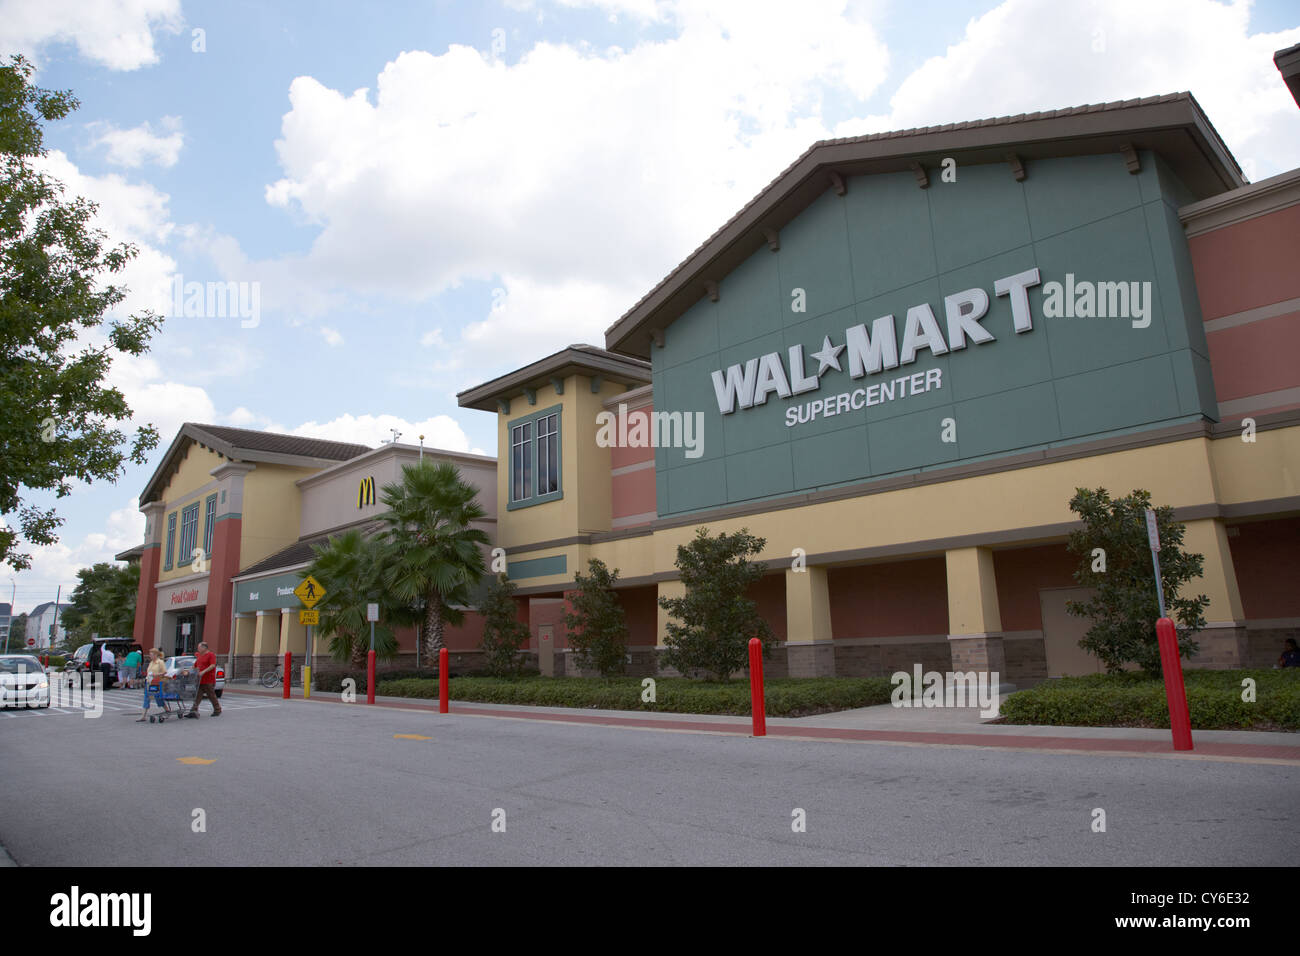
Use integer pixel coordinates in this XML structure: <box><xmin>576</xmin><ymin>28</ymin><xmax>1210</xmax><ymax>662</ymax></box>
<box><xmin>2</xmin><ymin>0</ymin><xmax>1298</xmax><ymax>614</ymax></box>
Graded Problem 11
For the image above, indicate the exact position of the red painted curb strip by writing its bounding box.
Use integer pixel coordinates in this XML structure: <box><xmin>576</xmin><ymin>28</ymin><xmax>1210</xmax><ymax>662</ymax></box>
<box><xmin>223</xmin><ymin>688</ymin><xmax>1300</xmax><ymax>761</ymax></box>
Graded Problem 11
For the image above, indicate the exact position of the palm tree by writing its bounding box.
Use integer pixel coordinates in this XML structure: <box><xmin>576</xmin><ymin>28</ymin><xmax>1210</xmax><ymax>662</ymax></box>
<box><xmin>302</xmin><ymin>530</ymin><xmax>409</xmax><ymax>668</ymax></box>
<box><xmin>377</xmin><ymin>460</ymin><xmax>489</xmax><ymax>662</ymax></box>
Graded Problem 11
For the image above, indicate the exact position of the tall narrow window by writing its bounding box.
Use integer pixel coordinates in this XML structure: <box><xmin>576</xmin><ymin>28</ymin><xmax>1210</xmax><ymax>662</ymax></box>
<box><xmin>537</xmin><ymin>413</ymin><xmax>558</xmax><ymax>495</ymax></box>
<box><xmin>179</xmin><ymin>502</ymin><xmax>199</xmax><ymax>567</ymax></box>
<box><xmin>203</xmin><ymin>494</ymin><xmax>217</xmax><ymax>555</ymax></box>
<box><xmin>163</xmin><ymin>512</ymin><xmax>177</xmax><ymax>571</ymax></box>
<box><xmin>507</xmin><ymin>405</ymin><xmax>562</xmax><ymax>510</ymax></box>
<box><xmin>511</xmin><ymin>422</ymin><xmax>533</xmax><ymax>502</ymax></box>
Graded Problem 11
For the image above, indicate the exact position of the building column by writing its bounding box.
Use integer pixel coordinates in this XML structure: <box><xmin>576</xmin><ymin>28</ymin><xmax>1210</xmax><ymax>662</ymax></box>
<box><xmin>785</xmin><ymin>566</ymin><xmax>835</xmax><ymax>677</ymax></box>
<box><xmin>133</xmin><ymin>501</ymin><xmax>165</xmax><ymax>648</ymax></box>
<box><xmin>945</xmin><ymin>547</ymin><xmax>1006</xmax><ymax>679</ymax></box>
<box><xmin>656</xmin><ymin>580</ymin><xmax>685</xmax><ymax>648</ymax></box>
<box><xmin>252</xmin><ymin>610</ymin><xmax>278</xmax><ymax>678</ymax></box>
<box><xmin>232</xmin><ymin>614</ymin><xmax>256</xmax><ymax>681</ymax></box>
<box><xmin>278</xmin><ymin>608</ymin><xmax>307</xmax><ymax>657</ymax></box>
<box><xmin>655</xmin><ymin>580</ymin><xmax>685</xmax><ymax>674</ymax></box>
<box><xmin>1180</xmin><ymin>518</ymin><xmax>1247</xmax><ymax>668</ymax></box>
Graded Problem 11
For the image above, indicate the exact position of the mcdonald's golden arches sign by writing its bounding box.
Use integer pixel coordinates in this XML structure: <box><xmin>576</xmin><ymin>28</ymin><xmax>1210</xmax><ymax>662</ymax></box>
<box><xmin>357</xmin><ymin>475</ymin><xmax>376</xmax><ymax>508</ymax></box>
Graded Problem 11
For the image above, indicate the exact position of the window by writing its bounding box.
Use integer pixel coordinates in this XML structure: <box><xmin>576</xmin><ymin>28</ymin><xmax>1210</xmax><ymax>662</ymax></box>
<box><xmin>163</xmin><ymin>512</ymin><xmax>177</xmax><ymax>571</ymax></box>
<box><xmin>203</xmin><ymin>494</ymin><xmax>217</xmax><ymax>555</ymax></box>
<box><xmin>179</xmin><ymin>503</ymin><xmax>199</xmax><ymax>567</ymax></box>
<box><xmin>507</xmin><ymin>405</ymin><xmax>562</xmax><ymax>509</ymax></box>
<box><xmin>537</xmin><ymin>413</ymin><xmax>558</xmax><ymax>495</ymax></box>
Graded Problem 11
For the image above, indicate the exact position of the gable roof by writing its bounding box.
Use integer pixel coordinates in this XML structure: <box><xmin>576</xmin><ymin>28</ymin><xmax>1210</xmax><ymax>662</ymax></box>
<box><xmin>604</xmin><ymin>92</ymin><xmax>1244</xmax><ymax>358</ymax></box>
<box><xmin>139</xmin><ymin>423</ymin><xmax>372</xmax><ymax>505</ymax></box>
<box><xmin>457</xmin><ymin>344</ymin><xmax>651</xmax><ymax>412</ymax></box>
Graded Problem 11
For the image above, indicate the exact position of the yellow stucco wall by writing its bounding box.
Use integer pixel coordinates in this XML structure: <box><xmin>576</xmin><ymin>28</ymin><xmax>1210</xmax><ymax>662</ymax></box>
<box><xmin>497</xmin><ymin>374</ymin><xmax>634</xmax><ymax>551</ymax></box>
<box><xmin>157</xmin><ymin>444</ymin><xmax>225</xmax><ymax>582</ymax></box>
<box><xmin>1208</xmin><ymin>424</ymin><xmax>1300</xmax><ymax>505</ymax></box>
<box><xmin>239</xmin><ymin>465</ymin><xmax>315</xmax><ymax>570</ymax></box>
<box><xmin>503</xmin><ymin>426</ymin><xmax>1300</xmax><ymax>595</ymax></box>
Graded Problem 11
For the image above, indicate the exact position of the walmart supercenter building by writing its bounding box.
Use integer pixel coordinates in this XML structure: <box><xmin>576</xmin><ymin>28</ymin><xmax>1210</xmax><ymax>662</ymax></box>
<box><xmin>130</xmin><ymin>62</ymin><xmax>1300</xmax><ymax>683</ymax></box>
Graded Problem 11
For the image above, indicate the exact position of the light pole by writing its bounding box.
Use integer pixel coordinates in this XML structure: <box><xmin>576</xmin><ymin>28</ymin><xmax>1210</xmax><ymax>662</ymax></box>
<box><xmin>4</xmin><ymin>577</ymin><xmax>13</xmax><ymax>653</ymax></box>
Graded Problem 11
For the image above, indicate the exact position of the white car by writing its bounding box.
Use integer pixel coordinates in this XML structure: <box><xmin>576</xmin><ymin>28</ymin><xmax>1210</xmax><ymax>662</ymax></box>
<box><xmin>164</xmin><ymin>656</ymin><xmax>225</xmax><ymax>698</ymax></box>
<box><xmin>0</xmin><ymin>655</ymin><xmax>51</xmax><ymax>709</ymax></box>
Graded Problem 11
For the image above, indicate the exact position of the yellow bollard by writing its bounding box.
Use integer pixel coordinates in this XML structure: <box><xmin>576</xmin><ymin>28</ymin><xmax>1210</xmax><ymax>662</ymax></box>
<box><xmin>303</xmin><ymin>665</ymin><xmax>311</xmax><ymax>699</ymax></box>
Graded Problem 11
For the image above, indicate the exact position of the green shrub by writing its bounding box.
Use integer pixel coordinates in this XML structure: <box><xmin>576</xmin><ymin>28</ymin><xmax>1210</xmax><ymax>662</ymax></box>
<box><xmin>372</xmin><ymin>675</ymin><xmax>896</xmax><ymax>717</ymax></box>
<box><xmin>999</xmin><ymin>670</ymin><xmax>1299</xmax><ymax>730</ymax></box>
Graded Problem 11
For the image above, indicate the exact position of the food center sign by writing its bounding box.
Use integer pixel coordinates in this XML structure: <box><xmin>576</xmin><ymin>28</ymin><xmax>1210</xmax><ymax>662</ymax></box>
<box><xmin>711</xmin><ymin>268</ymin><xmax>1041</xmax><ymax>428</ymax></box>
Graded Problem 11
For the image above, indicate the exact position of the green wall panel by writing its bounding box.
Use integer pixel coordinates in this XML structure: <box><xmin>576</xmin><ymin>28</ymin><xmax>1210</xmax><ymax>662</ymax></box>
<box><xmin>649</xmin><ymin>151</ymin><xmax>1220</xmax><ymax>518</ymax></box>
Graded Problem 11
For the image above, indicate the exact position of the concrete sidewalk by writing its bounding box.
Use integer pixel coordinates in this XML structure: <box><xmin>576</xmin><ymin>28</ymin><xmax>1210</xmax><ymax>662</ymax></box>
<box><xmin>224</xmin><ymin>683</ymin><xmax>1300</xmax><ymax>762</ymax></box>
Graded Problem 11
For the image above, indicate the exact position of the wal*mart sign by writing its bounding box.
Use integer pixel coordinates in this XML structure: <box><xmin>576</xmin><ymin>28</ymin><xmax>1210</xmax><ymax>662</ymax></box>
<box><xmin>711</xmin><ymin>269</ymin><xmax>1039</xmax><ymax>429</ymax></box>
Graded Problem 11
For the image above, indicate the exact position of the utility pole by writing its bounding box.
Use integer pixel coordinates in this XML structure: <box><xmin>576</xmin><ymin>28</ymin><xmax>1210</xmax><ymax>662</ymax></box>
<box><xmin>47</xmin><ymin>584</ymin><xmax>61</xmax><ymax>666</ymax></box>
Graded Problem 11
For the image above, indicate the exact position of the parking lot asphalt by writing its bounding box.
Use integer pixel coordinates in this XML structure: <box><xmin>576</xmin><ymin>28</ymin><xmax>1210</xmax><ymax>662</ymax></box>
<box><xmin>2</xmin><ymin>691</ymin><xmax>1296</xmax><ymax>866</ymax></box>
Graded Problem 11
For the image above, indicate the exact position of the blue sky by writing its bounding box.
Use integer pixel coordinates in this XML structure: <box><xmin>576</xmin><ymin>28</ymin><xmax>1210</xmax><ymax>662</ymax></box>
<box><xmin>3</xmin><ymin>0</ymin><xmax>1299</xmax><ymax>612</ymax></box>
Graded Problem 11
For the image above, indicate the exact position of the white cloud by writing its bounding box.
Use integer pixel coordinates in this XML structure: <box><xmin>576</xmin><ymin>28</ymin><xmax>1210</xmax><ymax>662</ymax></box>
<box><xmin>853</xmin><ymin>0</ymin><xmax>1300</xmax><ymax>179</ymax></box>
<box><xmin>257</xmin><ymin>1</ymin><xmax>890</xmax><ymax>368</ymax></box>
<box><xmin>32</xmin><ymin>149</ymin><xmax>177</xmax><ymax>318</ymax></box>
<box><xmin>285</xmin><ymin>413</ymin><xmax>474</xmax><ymax>454</ymax></box>
<box><xmin>11</xmin><ymin>497</ymin><xmax>146</xmax><ymax>605</ymax></box>
<box><xmin>89</xmin><ymin>116</ymin><xmax>184</xmax><ymax>168</ymax></box>
<box><xmin>0</xmin><ymin>0</ymin><xmax>182</xmax><ymax>71</ymax></box>
<box><xmin>319</xmin><ymin>326</ymin><xmax>344</xmax><ymax>347</ymax></box>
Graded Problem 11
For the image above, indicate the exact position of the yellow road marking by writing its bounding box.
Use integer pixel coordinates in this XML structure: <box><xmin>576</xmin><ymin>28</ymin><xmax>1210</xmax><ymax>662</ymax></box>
<box><xmin>393</xmin><ymin>733</ymin><xmax>432</xmax><ymax>740</ymax></box>
<box><xmin>176</xmin><ymin>756</ymin><xmax>216</xmax><ymax>765</ymax></box>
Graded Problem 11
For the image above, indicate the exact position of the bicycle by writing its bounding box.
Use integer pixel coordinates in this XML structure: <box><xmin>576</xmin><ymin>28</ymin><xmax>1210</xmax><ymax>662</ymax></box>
<box><xmin>259</xmin><ymin>663</ymin><xmax>302</xmax><ymax>688</ymax></box>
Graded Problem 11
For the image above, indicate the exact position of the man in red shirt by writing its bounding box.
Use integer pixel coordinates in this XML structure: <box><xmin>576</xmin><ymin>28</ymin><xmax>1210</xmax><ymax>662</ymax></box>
<box><xmin>186</xmin><ymin>641</ymin><xmax>222</xmax><ymax>717</ymax></box>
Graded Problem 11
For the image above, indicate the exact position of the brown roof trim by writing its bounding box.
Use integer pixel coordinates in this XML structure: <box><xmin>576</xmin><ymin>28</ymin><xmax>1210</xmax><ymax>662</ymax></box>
<box><xmin>457</xmin><ymin>345</ymin><xmax>651</xmax><ymax>412</ymax></box>
<box><xmin>604</xmin><ymin>93</ymin><xmax>1244</xmax><ymax>358</ymax></box>
<box><xmin>139</xmin><ymin>423</ymin><xmax>371</xmax><ymax>504</ymax></box>
<box><xmin>1276</xmin><ymin>42</ymin><xmax>1300</xmax><ymax>109</ymax></box>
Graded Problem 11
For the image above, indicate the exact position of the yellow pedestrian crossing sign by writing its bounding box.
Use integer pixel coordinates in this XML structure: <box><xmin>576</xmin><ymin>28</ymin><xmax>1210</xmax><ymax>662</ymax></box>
<box><xmin>294</xmin><ymin>576</ymin><xmax>326</xmax><ymax>609</ymax></box>
<box><xmin>299</xmin><ymin>609</ymin><xmax>319</xmax><ymax>626</ymax></box>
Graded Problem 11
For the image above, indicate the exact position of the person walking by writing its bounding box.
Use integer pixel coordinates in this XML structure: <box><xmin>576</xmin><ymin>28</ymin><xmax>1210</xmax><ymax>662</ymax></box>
<box><xmin>122</xmin><ymin>646</ymin><xmax>143</xmax><ymax>689</ymax></box>
<box><xmin>137</xmin><ymin>648</ymin><xmax>168</xmax><ymax>721</ymax></box>
<box><xmin>186</xmin><ymin>641</ymin><xmax>222</xmax><ymax>717</ymax></box>
<box><xmin>99</xmin><ymin>646</ymin><xmax>116</xmax><ymax>689</ymax></box>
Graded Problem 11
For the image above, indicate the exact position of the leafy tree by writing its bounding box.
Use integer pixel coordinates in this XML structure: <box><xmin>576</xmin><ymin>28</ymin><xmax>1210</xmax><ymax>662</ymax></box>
<box><xmin>0</xmin><ymin>55</ymin><xmax>162</xmax><ymax>572</ymax></box>
<box><xmin>658</xmin><ymin>528</ymin><xmax>775</xmax><ymax>681</ymax></box>
<box><xmin>1066</xmin><ymin>487</ymin><xmax>1208</xmax><ymax>676</ymax></box>
<box><xmin>60</xmin><ymin>561</ymin><xmax>138</xmax><ymax>642</ymax></box>
<box><xmin>562</xmin><ymin>558</ymin><xmax>629</xmax><ymax>677</ymax></box>
<box><xmin>303</xmin><ymin>530</ymin><xmax>412</xmax><ymax>668</ymax></box>
<box><xmin>477</xmin><ymin>574</ymin><xmax>530</xmax><ymax>677</ymax></box>
<box><xmin>378</xmin><ymin>460</ymin><xmax>489</xmax><ymax>661</ymax></box>
<box><xmin>4</xmin><ymin>612</ymin><xmax>27</xmax><ymax>653</ymax></box>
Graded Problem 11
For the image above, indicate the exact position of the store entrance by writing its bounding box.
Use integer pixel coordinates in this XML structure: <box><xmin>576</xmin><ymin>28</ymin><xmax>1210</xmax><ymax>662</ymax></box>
<box><xmin>174</xmin><ymin>613</ymin><xmax>203</xmax><ymax>656</ymax></box>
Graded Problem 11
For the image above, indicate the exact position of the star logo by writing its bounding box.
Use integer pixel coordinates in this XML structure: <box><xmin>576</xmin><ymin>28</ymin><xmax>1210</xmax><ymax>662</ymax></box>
<box><xmin>809</xmin><ymin>335</ymin><xmax>845</xmax><ymax>376</ymax></box>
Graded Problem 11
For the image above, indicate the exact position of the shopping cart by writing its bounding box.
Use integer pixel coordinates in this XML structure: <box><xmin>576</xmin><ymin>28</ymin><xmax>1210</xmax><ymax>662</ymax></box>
<box><xmin>157</xmin><ymin>672</ymin><xmax>198</xmax><ymax>722</ymax></box>
<box><xmin>143</xmin><ymin>676</ymin><xmax>168</xmax><ymax>723</ymax></box>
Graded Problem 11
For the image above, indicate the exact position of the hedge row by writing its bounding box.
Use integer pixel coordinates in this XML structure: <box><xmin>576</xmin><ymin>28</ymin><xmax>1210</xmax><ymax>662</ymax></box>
<box><xmin>373</xmin><ymin>675</ymin><xmax>898</xmax><ymax>717</ymax></box>
<box><xmin>999</xmin><ymin>669</ymin><xmax>1300</xmax><ymax>730</ymax></box>
<box><xmin>312</xmin><ymin>667</ymin><xmax>540</xmax><ymax>693</ymax></box>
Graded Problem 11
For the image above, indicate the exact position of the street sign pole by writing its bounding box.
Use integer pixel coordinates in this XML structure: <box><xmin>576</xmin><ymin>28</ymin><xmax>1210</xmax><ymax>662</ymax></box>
<box><xmin>366</xmin><ymin>603</ymin><xmax>379</xmax><ymax>705</ymax></box>
<box><xmin>1145</xmin><ymin>508</ymin><xmax>1166</xmax><ymax>619</ymax></box>
<box><xmin>304</xmin><ymin>624</ymin><xmax>312</xmax><ymax>699</ymax></box>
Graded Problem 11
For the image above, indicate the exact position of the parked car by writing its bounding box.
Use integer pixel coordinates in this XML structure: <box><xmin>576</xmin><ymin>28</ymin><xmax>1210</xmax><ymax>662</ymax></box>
<box><xmin>165</xmin><ymin>656</ymin><xmax>225</xmax><ymax>698</ymax></box>
<box><xmin>0</xmin><ymin>655</ymin><xmax>50</xmax><ymax>708</ymax></box>
<box><xmin>63</xmin><ymin>639</ymin><xmax>136</xmax><ymax>689</ymax></box>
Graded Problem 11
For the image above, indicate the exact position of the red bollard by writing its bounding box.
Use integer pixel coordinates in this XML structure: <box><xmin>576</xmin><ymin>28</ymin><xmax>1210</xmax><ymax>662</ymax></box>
<box><xmin>282</xmin><ymin>652</ymin><xmax>290</xmax><ymax>699</ymax></box>
<box><xmin>366</xmin><ymin>649</ymin><xmax>376</xmax><ymax>705</ymax></box>
<box><xmin>439</xmin><ymin>647</ymin><xmax>449</xmax><ymax>714</ymax></box>
<box><xmin>1156</xmin><ymin>617</ymin><xmax>1193</xmax><ymax>751</ymax></box>
<box><xmin>748</xmin><ymin>637</ymin><xmax>766</xmax><ymax>737</ymax></box>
